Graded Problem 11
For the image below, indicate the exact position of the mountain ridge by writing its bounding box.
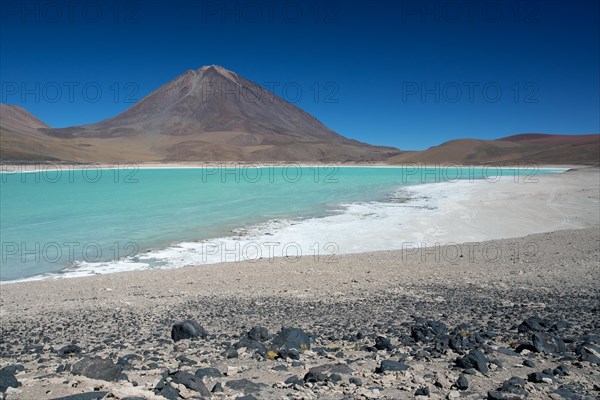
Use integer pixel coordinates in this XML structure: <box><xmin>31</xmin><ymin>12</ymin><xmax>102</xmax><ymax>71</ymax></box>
<box><xmin>1</xmin><ymin>67</ymin><xmax>598</xmax><ymax>164</ymax></box>
<box><xmin>1</xmin><ymin>66</ymin><xmax>401</xmax><ymax>162</ymax></box>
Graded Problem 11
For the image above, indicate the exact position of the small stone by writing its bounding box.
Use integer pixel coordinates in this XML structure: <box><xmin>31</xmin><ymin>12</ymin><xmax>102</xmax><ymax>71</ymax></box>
<box><xmin>170</xmin><ymin>371</ymin><xmax>211</xmax><ymax>396</ymax></box>
<box><xmin>532</xmin><ymin>333</ymin><xmax>565</xmax><ymax>354</ymax></box>
<box><xmin>523</xmin><ymin>359</ymin><xmax>536</xmax><ymax>368</ymax></box>
<box><xmin>415</xmin><ymin>386</ymin><xmax>430</xmax><ymax>396</ymax></box>
<box><xmin>518</xmin><ymin>317</ymin><xmax>548</xmax><ymax>333</ymax></box>
<box><xmin>456</xmin><ymin>349</ymin><xmax>489</xmax><ymax>374</ymax></box>
<box><xmin>49</xmin><ymin>392</ymin><xmax>110</xmax><ymax>400</ymax></box>
<box><xmin>171</xmin><ymin>320</ymin><xmax>207</xmax><ymax>342</ymax></box>
<box><xmin>553</xmin><ymin>365</ymin><xmax>569</xmax><ymax>376</ymax></box>
<box><xmin>0</xmin><ymin>365</ymin><xmax>22</xmax><ymax>392</ymax></box>
<box><xmin>527</xmin><ymin>371</ymin><xmax>552</xmax><ymax>383</ymax></box>
<box><xmin>71</xmin><ymin>357</ymin><xmax>124</xmax><ymax>382</ymax></box>
<box><xmin>271</xmin><ymin>327</ymin><xmax>311</xmax><ymax>351</ymax></box>
<box><xmin>375</xmin><ymin>360</ymin><xmax>410</xmax><ymax>373</ymax></box>
<box><xmin>247</xmin><ymin>326</ymin><xmax>270</xmax><ymax>342</ymax></box>
<box><xmin>349</xmin><ymin>377</ymin><xmax>363</xmax><ymax>386</ymax></box>
<box><xmin>211</xmin><ymin>382</ymin><xmax>224</xmax><ymax>393</ymax></box>
<box><xmin>456</xmin><ymin>374</ymin><xmax>469</xmax><ymax>390</ymax></box>
<box><xmin>374</xmin><ymin>336</ymin><xmax>394</xmax><ymax>351</ymax></box>
<box><xmin>57</xmin><ymin>344</ymin><xmax>82</xmax><ymax>358</ymax></box>
<box><xmin>284</xmin><ymin>375</ymin><xmax>304</xmax><ymax>386</ymax></box>
<box><xmin>195</xmin><ymin>367</ymin><xmax>221</xmax><ymax>379</ymax></box>
<box><xmin>225</xmin><ymin>379</ymin><xmax>266</xmax><ymax>394</ymax></box>
<box><xmin>225</xmin><ymin>347</ymin><xmax>238</xmax><ymax>358</ymax></box>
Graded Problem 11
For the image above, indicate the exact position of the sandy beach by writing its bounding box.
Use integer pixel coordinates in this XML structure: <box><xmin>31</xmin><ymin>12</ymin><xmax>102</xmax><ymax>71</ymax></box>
<box><xmin>0</xmin><ymin>168</ymin><xmax>599</xmax><ymax>400</ymax></box>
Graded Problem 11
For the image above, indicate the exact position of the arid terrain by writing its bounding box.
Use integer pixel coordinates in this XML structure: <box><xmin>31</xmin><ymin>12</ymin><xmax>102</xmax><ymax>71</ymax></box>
<box><xmin>388</xmin><ymin>134</ymin><xmax>600</xmax><ymax>165</ymax></box>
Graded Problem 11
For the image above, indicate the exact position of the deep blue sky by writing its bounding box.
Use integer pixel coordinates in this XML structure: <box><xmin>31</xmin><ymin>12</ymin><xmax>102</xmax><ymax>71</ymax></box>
<box><xmin>1</xmin><ymin>0</ymin><xmax>598</xmax><ymax>150</ymax></box>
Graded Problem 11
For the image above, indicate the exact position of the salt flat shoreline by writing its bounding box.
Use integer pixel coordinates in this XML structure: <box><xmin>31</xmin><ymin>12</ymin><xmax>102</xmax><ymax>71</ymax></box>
<box><xmin>0</xmin><ymin>168</ymin><xmax>599</xmax><ymax>399</ymax></box>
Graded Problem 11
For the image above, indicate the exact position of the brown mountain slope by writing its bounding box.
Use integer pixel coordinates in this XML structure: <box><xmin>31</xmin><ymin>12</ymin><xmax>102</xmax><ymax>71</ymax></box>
<box><xmin>0</xmin><ymin>104</ymin><xmax>49</xmax><ymax>132</ymax></box>
<box><xmin>388</xmin><ymin>134</ymin><xmax>600</xmax><ymax>165</ymax></box>
<box><xmin>0</xmin><ymin>66</ymin><xmax>401</xmax><ymax>162</ymax></box>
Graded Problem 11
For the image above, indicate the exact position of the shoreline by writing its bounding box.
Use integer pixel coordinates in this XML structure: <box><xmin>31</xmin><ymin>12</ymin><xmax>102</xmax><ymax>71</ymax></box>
<box><xmin>2</xmin><ymin>167</ymin><xmax>597</xmax><ymax>284</ymax></box>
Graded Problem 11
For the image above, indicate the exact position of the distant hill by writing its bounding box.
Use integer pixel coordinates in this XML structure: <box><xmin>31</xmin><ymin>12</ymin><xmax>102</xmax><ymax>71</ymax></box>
<box><xmin>388</xmin><ymin>134</ymin><xmax>599</xmax><ymax>165</ymax></box>
<box><xmin>0</xmin><ymin>66</ymin><xmax>400</xmax><ymax>162</ymax></box>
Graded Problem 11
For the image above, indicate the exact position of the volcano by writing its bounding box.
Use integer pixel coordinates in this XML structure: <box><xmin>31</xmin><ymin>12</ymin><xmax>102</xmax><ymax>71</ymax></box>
<box><xmin>0</xmin><ymin>66</ymin><xmax>400</xmax><ymax>162</ymax></box>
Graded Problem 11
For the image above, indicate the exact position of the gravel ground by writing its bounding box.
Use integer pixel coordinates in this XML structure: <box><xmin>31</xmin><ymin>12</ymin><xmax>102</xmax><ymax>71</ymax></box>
<box><xmin>1</xmin><ymin>226</ymin><xmax>599</xmax><ymax>400</ymax></box>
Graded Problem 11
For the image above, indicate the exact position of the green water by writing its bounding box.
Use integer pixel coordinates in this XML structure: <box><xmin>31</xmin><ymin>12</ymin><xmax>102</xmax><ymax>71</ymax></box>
<box><xmin>0</xmin><ymin>165</ymin><xmax>563</xmax><ymax>281</ymax></box>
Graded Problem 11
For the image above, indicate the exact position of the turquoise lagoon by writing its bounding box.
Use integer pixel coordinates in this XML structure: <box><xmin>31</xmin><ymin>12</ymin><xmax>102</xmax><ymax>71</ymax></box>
<box><xmin>0</xmin><ymin>165</ymin><xmax>564</xmax><ymax>281</ymax></box>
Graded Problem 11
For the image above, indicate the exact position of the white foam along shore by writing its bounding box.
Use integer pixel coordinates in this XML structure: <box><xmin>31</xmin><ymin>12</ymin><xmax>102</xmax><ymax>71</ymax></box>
<box><xmin>7</xmin><ymin>167</ymin><xmax>598</xmax><ymax>283</ymax></box>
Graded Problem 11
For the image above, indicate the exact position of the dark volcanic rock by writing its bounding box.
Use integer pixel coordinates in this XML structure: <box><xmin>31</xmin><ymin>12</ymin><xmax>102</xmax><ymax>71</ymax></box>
<box><xmin>155</xmin><ymin>382</ymin><xmax>179</xmax><ymax>400</ymax></box>
<box><xmin>553</xmin><ymin>384</ymin><xmax>588</xmax><ymax>400</ymax></box>
<box><xmin>277</xmin><ymin>348</ymin><xmax>300</xmax><ymax>360</ymax></box>
<box><xmin>553</xmin><ymin>365</ymin><xmax>570</xmax><ymax>376</ymax></box>
<box><xmin>304</xmin><ymin>370</ymin><xmax>329</xmax><ymax>383</ymax></box>
<box><xmin>212</xmin><ymin>382</ymin><xmax>224</xmax><ymax>393</ymax></box>
<box><xmin>527</xmin><ymin>371</ymin><xmax>553</xmax><ymax>383</ymax></box>
<box><xmin>499</xmin><ymin>376</ymin><xmax>528</xmax><ymax>397</ymax></box>
<box><xmin>0</xmin><ymin>364</ymin><xmax>23</xmax><ymax>392</ymax></box>
<box><xmin>171</xmin><ymin>370</ymin><xmax>211</xmax><ymax>396</ymax></box>
<box><xmin>374</xmin><ymin>336</ymin><xmax>394</xmax><ymax>351</ymax></box>
<box><xmin>226</xmin><ymin>379</ymin><xmax>266</xmax><ymax>394</ymax></box>
<box><xmin>224</xmin><ymin>346</ymin><xmax>238</xmax><ymax>358</ymax></box>
<box><xmin>532</xmin><ymin>332</ymin><xmax>565</xmax><ymax>353</ymax></box>
<box><xmin>349</xmin><ymin>377</ymin><xmax>363</xmax><ymax>386</ymax></box>
<box><xmin>487</xmin><ymin>391</ymin><xmax>523</xmax><ymax>400</ymax></box>
<box><xmin>235</xmin><ymin>336</ymin><xmax>267</xmax><ymax>357</ymax></box>
<box><xmin>171</xmin><ymin>320</ymin><xmax>207</xmax><ymax>342</ymax></box>
<box><xmin>551</xmin><ymin>320</ymin><xmax>570</xmax><ymax>331</ymax></box>
<box><xmin>195</xmin><ymin>367</ymin><xmax>222</xmax><ymax>379</ymax></box>
<box><xmin>523</xmin><ymin>359</ymin><xmax>536</xmax><ymax>368</ymax></box>
<box><xmin>247</xmin><ymin>326</ymin><xmax>270</xmax><ymax>342</ymax></box>
<box><xmin>271</xmin><ymin>327</ymin><xmax>311</xmax><ymax>351</ymax></box>
<box><xmin>71</xmin><ymin>357</ymin><xmax>124</xmax><ymax>382</ymax></box>
<box><xmin>309</xmin><ymin>363</ymin><xmax>354</xmax><ymax>375</ymax></box>
<box><xmin>57</xmin><ymin>344</ymin><xmax>82</xmax><ymax>358</ymax></box>
<box><xmin>576</xmin><ymin>342</ymin><xmax>600</xmax><ymax>364</ymax></box>
<box><xmin>415</xmin><ymin>386</ymin><xmax>430</xmax><ymax>396</ymax></box>
<box><xmin>456</xmin><ymin>349</ymin><xmax>489</xmax><ymax>374</ymax></box>
<box><xmin>118</xmin><ymin>353</ymin><xmax>143</xmax><ymax>368</ymax></box>
<box><xmin>49</xmin><ymin>393</ymin><xmax>109</xmax><ymax>400</ymax></box>
<box><xmin>175</xmin><ymin>354</ymin><xmax>196</xmax><ymax>366</ymax></box>
<box><xmin>456</xmin><ymin>374</ymin><xmax>469</xmax><ymax>390</ymax></box>
<box><xmin>518</xmin><ymin>317</ymin><xmax>550</xmax><ymax>333</ymax></box>
<box><xmin>284</xmin><ymin>375</ymin><xmax>304</xmax><ymax>386</ymax></box>
<box><xmin>375</xmin><ymin>360</ymin><xmax>410</xmax><ymax>373</ymax></box>
<box><xmin>411</xmin><ymin>319</ymin><xmax>447</xmax><ymax>343</ymax></box>
<box><xmin>515</xmin><ymin>343</ymin><xmax>537</xmax><ymax>353</ymax></box>
<box><xmin>304</xmin><ymin>363</ymin><xmax>354</xmax><ymax>382</ymax></box>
